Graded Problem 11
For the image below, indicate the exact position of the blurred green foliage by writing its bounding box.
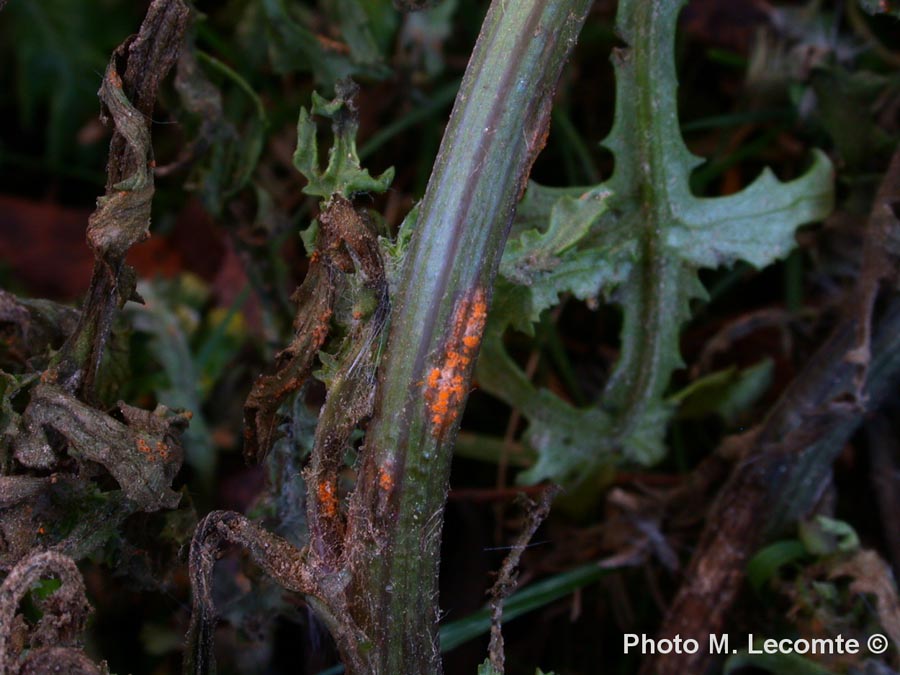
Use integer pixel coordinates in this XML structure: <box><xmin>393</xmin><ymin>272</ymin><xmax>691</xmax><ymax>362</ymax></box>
<box><xmin>0</xmin><ymin>0</ymin><xmax>139</xmax><ymax>181</ymax></box>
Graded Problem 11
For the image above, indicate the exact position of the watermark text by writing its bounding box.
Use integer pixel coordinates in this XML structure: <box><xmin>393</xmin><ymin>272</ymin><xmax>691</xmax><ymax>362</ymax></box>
<box><xmin>623</xmin><ymin>633</ymin><xmax>890</xmax><ymax>656</ymax></box>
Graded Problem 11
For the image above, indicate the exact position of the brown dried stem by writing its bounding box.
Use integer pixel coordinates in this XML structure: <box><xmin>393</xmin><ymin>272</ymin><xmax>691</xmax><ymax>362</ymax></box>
<box><xmin>185</xmin><ymin>511</ymin><xmax>317</xmax><ymax>675</ymax></box>
<box><xmin>185</xmin><ymin>508</ymin><xmax>375</xmax><ymax>675</ymax></box>
<box><xmin>487</xmin><ymin>485</ymin><xmax>561</xmax><ymax>673</ymax></box>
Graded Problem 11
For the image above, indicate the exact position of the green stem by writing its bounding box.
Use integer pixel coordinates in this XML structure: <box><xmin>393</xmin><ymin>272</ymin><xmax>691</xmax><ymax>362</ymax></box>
<box><xmin>344</xmin><ymin>2</ymin><xmax>592</xmax><ymax>673</ymax></box>
<box><xmin>600</xmin><ymin>0</ymin><xmax>695</xmax><ymax>452</ymax></box>
<box><xmin>596</xmin><ymin>0</ymin><xmax>822</xmax><ymax>463</ymax></box>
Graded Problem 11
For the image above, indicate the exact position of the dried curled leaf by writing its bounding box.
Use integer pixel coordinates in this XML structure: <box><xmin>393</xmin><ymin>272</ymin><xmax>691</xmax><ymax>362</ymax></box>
<box><xmin>86</xmin><ymin>67</ymin><xmax>155</xmax><ymax>260</ymax></box>
<box><xmin>846</xmin><ymin>150</ymin><xmax>900</xmax><ymax>382</ymax></box>
<box><xmin>245</xmin><ymin>97</ymin><xmax>390</xmax><ymax>462</ymax></box>
<box><xmin>829</xmin><ymin>550</ymin><xmax>900</xmax><ymax>651</ymax></box>
<box><xmin>243</xmin><ymin>263</ymin><xmax>337</xmax><ymax>463</ymax></box>
<box><xmin>18</xmin><ymin>647</ymin><xmax>106</xmax><ymax>675</ymax></box>
<box><xmin>46</xmin><ymin>0</ymin><xmax>189</xmax><ymax>399</ymax></box>
<box><xmin>0</xmin><ymin>1</ymin><xmax>192</xmax><ymax>580</ymax></box>
<box><xmin>166</xmin><ymin>43</ymin><xmax>268</xmax><ymax>211</ymax></box>
<box><xmin>13</xmin><ymin>384</ymin><xmax>188</xmax><ymax>511</ymax></box>
<box><xmin>104</xmin><ymin>0</ymin><xmax>190</xmax><ymax>185</ymax></box>
<box><xmin>0</xmin><ymin>551</ymin><xmax>103</xmax><ymax>675</ymax></box>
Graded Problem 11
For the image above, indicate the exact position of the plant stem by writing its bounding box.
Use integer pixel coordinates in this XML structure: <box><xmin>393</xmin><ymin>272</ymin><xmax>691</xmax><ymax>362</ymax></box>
<box><xmin>344</xmin><ymin>2</ymin><xmax>592</xmax><ymax>673</ymax></box>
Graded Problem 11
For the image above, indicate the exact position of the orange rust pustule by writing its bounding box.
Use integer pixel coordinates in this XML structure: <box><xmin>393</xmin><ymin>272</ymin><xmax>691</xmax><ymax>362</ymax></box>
<box><xmin>155</xmin><ymin>441</ymin><xmax>170</xmax><ymax>461</ymax></box>
<box><xmin>424</xmin><ymin>288</ymin><xmax>488</xmax><ymax>437</ymax></box>
<box><xmin>108</xmin><ymin>69</ymin><xmax>123</xmax><ymax>89</ymax></box>
<box><xmin>378</xmin><ymin>466</ymin><xmax>395</xmax><ymax>492</ymax></box>
<box><xmin>311</xmin><ymin>306</ymin><xmax>333</xmax><ymax>346</ymax></box>
<box><xmin>317</xmin><ymin>480</ymin><xmax>339</xmax><ymax>518</ymax></box>
<box><xmin>136</xmin><ymin>437</ymin><xmax>172</xmax><ymax>462</ymax></box>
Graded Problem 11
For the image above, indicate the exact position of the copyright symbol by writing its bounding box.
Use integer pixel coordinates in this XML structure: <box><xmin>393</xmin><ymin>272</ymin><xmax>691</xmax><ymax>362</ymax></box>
<box><xmin>868</xmin><ymin>633</ymin><xmax>889</xmax><ymax>655</ymax></box>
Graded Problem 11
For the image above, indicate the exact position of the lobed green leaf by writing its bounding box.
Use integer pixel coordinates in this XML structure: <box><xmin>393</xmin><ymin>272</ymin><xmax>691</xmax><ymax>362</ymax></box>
<box><xmin>480</xmin><ymin>0</ymin><xmax>835</xmax><ymax>485</ymax></box>
<box><xmin>293</xmin><ymin>80</ymin><xmax>395</xmax><ymax>199</ymax></box>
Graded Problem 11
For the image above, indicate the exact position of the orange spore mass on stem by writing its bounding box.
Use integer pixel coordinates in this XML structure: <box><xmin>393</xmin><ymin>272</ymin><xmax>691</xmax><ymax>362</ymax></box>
<box><xmin>155</xmin><ymin>441</ymin><xmax>170</xmax><ymax>461</ymax></box>
<box><xmin>378</xmin><ymin>466</ymin><xmax>394</xmax><ymax>492</ymax></box>
<box><xmin>317</xmin><ymin>480</ymin><xmax>339</xmax><ymax>518</ymax></box>
<box><xmin>136</xmin><ymin>437</ymin><xmax>172</xmax><ymax>462</ymax></box>
<box><xmin>424</xmin><ymin>288</ymin><xmax>488</xmax><ymax>437</ymax></box>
